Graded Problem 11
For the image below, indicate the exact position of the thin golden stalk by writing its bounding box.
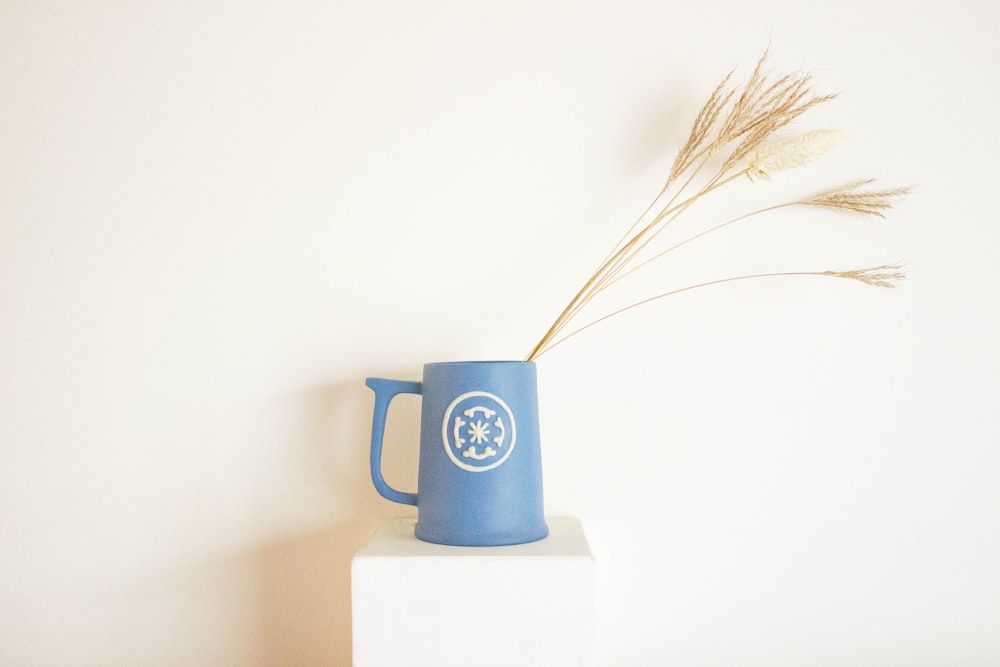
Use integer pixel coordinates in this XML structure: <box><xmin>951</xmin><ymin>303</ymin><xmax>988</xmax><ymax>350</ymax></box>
<box><xmin>594</xmin><ymin>169</ymin><xmax>746</xmax><ymax>290</ymax></box>
<box><xmin>531</xmin><ymin>266</ymin><xmax>905</xmax><ymax>359</ymax></box>
<box><xmin>603</xmin><ymin>179</ymin><xmax>909</xmax><ymax>291</ymax></box>
<box><xmin>602</xmin><ymin>68</ymin><xmax>739</xmax><ymax>270</ymax></box>
<box><xmin>604</xmin><ymin>204</ymin><xmax>792</xmax><ymax>289</ymax></box>
<box><xmin>524</xmin><ymin>171</ymin><xmax>746</xmax><ymax>361</ymax></box>
<box><xmin>547</xmin><ymin>170</ymin><xmax>909</xmax><ymax>346</ymax></box>
<box><xmin>596</xmin><ymin>191</ymin><xmax>668</xmax><ymax>273</ymax></box>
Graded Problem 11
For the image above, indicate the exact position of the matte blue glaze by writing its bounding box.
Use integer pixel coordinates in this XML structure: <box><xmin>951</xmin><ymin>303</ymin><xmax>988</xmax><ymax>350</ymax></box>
<box><xmin>366</xmin><ymin>361</ymin><xmax>548</xmax><ymax>546</ymax></box>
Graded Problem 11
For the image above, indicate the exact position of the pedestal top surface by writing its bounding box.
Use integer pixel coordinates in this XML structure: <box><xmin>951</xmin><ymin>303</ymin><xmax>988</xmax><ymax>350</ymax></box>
<box><xmin>354</xmin><ymin>516</ymin><xmax>592</xmax><ymax>559</ymax></box>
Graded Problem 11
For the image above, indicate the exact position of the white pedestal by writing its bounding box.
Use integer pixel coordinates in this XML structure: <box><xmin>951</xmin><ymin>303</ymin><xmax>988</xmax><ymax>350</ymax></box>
<box><xmin>351</xmin><ymin>516</ymin><xmax>596</xmax><ymax>667</ymax></box>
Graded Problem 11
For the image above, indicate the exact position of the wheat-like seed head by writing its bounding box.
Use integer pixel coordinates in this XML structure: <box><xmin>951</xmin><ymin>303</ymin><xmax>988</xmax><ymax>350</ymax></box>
<box><xmin>721</xmin><ymin>88</ymin><xmax>837</xmax><ymax>173</ymax></box>
<box><xmin>663</xmin><ymin>50</ymin><xmax>837</xmax><ymax>188</ymax></box>
<box><xmin>800</xmin><ymin>180</ymin><xmax>912</xmax><ymax>217</ymax></box>
<box><xmin>666</xmin><ymin>70</ymin><xmax>735</xmax><ymax>189</ymax></box>
<box><xmin>823</xmin><ymin>264</ymin><xmax>907</xmax><ymax>288</ymax></box>
<box><xmin>712</xmin><ymin>51</ymin><xmax>776</xmax><ymax>150</ymax></box>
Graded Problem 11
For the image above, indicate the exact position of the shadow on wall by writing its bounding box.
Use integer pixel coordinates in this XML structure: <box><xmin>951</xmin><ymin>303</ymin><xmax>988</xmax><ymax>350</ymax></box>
<box><xmin>100</xmin><ymin>377</ymin><xmax>421</xmax><ymax>666</ymax></box>
<box><xmin>256</xmin><ymin>520</ymin><xmax>374</xmax><ymax>666</ymax></box>
<box><xmin>254</xmin><ymin>375</ymin><xmax>420</xmax><ymax>666</ymax></box>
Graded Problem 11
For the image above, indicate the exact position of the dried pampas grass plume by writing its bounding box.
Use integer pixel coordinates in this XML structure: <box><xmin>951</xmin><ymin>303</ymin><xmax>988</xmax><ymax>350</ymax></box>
<box><xmin>746</xmin><ymin>129</ymin><xmax>850</xmax><ymax>179</ymax></box>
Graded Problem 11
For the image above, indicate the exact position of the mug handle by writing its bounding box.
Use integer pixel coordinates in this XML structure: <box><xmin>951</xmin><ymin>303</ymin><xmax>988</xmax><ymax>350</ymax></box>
<box><xmin>365</xmin><ymin>377</ymin><xmax>421</xmax><ymax>506</ymax></box>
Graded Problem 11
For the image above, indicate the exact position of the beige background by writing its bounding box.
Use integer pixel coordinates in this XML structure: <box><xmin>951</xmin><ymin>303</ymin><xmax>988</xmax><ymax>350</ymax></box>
<box><xmin>2</xmin><ymin>0</ymin><xmax>998</xmax><ymax>664</ymax></box>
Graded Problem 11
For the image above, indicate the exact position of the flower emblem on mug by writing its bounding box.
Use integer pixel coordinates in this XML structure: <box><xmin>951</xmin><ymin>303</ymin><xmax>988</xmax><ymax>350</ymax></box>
<box><xmin>442</xmin><ymin>391</ymin><xmax>517</xmax><ymax>472</ymax></box>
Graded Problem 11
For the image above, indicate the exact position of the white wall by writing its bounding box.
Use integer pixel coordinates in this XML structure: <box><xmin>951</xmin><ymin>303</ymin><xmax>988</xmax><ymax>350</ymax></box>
<box><xmin>2</xmin><ymin>1</ymin><xmax>998</xmax><ymax>665</ymax></box>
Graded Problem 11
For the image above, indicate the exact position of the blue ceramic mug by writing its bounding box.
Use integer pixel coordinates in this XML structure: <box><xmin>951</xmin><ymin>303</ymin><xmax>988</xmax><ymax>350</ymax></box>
<box><xmin>366</xmin><ymin>361</ymin><xmax>549</xmax><ymax>546</ymax></box>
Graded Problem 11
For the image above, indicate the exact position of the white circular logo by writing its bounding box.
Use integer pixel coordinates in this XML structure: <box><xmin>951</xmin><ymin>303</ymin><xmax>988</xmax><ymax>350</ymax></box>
<box><xmin>441</xmin><ymin>391</ymin><xmax>516</xmax><ymax>472</ymax></box>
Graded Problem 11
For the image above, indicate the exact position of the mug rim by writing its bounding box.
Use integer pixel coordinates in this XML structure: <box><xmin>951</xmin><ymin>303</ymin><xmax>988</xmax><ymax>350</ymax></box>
<box><xmin>424</xmin><ymin>360</ymin><xmax>533</xmax><ymax>367</ymax></box>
